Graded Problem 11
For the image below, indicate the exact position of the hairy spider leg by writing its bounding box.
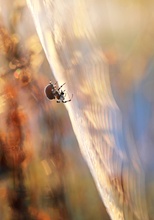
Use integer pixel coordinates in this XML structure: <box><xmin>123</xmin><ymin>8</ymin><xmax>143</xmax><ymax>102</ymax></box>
<box><xmin>62</xmin><ymin>94</ymin><xmax>73</xmax><ymax>103</ymax></box>
<box><xmin>63</xmin><ymin>90</ymin><xmax>66</xmax><ymax>97</ymax></box>
<box><xmin>58</xmin><ymin>83</ymin><xmax>66</xmax><ymax>91</ymax></box>
<box><xmin>49</xmin><ymin>80</ymin><xmax>57</xmax><ymax>85</ymax></box>
<box><xmin>49</xmin><ymin>80</ymin><xmax>57</xmax><ymax>90</ymax></box>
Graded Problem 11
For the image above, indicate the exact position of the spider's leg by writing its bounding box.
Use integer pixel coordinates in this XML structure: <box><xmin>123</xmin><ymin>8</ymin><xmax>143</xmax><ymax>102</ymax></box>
<box><xmin>58</xmin><ymin>83</ymin><xmax>66</xmax><ymax>91</ymax></box>
<box><xmin>54</xmin><ymin>81</ymin><xmax>58</xmax><ymax>87</ymax></box>
<box><xmin>62</xmin><ymin>90</ymin><xmax>66</xmax><ymax>97</ymax></box>
<box><xmin>62</xmin><ymin>99</ymin><xmax>72</xmax><ymax>103</ymax></box>
<box><xmin>69</xmin><ymin>94</ymin><xmax>73</xmax><ymax>100</ymax></box>
<box><xmin>62</xmin><ymin>94</ymin><xmax>73</xmax><ymax>103</ymax></box>
<box><xmin>49</xmin><ymin>80</ymin><xmax>57</xmax><ymax>86</ymax></box>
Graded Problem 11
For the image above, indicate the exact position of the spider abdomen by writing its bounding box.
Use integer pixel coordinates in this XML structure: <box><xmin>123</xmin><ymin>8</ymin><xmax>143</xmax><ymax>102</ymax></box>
<box><xmin>44</xmin><ymin>84</ymin><xmax>55</xmax><ymax>100</ymax></box>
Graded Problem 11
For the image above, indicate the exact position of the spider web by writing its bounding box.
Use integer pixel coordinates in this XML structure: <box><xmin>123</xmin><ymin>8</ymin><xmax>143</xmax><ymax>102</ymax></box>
<box><xmin>26</xmin><ymin>0</ymin><xmax>154</xmax><ymax>219</ymax></box>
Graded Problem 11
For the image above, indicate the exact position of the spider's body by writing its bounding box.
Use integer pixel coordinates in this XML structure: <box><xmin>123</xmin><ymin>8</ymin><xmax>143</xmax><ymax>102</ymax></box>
<box><xmin>44</xmin><ymin>81</ymin><xmax>73</xmax><ymax>103</ymax></box>
<box><xmin>45</xmin><ymin>83</ymin><xmax>56</xmax><ymax>100</ymax></box>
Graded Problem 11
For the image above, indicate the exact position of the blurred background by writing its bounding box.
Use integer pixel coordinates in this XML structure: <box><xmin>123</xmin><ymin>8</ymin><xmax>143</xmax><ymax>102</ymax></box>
<box><xmin>0</xmin><ymin>0</ymin><xmax>110</xmax><ymax>219</ymax></box>
<box><xmin>22</xmin><ymin>1</ymin><xmax>154</xmax><ymax>219</ymax></box>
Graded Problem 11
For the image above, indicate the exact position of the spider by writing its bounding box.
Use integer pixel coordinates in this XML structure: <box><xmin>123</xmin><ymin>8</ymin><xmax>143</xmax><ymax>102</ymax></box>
<box><xmin>44</xmin><ymin>81</ymin><xmax>73</xmax><ymax>103</ymax></box>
